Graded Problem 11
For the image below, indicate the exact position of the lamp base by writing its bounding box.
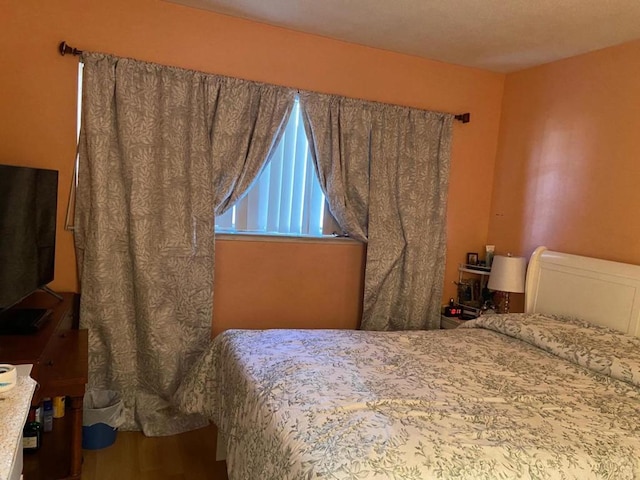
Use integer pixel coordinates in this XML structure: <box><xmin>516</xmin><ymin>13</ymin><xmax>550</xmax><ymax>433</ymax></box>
<box><xmin>502</xmin><ymin>291</ymin><xmax>511</xmax><ymax>314</ymax></box>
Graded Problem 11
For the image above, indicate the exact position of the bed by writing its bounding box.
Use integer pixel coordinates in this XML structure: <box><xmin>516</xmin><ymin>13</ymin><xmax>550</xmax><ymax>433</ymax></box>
<box><xmin>175</xmin><ymin>247</ymin><xmax>640</xmax><ymax>479</ymax></box>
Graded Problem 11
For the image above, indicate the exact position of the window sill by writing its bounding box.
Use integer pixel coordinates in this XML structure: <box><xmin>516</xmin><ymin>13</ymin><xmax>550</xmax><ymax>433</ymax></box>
<box><xmin>214</xmin><ymin>232</ymin><xmax>361</xmax><ymax>245</ymax></box>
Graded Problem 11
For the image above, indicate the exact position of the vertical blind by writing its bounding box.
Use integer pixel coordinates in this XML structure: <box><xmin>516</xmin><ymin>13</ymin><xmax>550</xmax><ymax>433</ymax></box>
<box><xmin>216</xmin><ymin>98</ymin><xmax>326</xmax><ymax>236</ymax></box>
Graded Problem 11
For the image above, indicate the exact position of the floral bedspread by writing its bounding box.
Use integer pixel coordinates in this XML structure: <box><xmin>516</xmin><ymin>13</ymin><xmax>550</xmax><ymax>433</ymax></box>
<box><xmin>175</xmin><ymin>314</ymin><xmax>640</xmax><ymax>479</ymax></box>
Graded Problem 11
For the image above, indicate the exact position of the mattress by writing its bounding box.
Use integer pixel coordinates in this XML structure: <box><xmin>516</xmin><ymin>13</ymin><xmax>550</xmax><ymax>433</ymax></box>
<box><xmin>175</xmin><ymin>313</ymin><xmax>640</xmax><ymax>479</ymax></box>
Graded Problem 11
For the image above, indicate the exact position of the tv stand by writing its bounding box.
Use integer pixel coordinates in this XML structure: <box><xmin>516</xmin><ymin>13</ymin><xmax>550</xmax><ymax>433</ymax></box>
<box><xmin>0</xmin><ymin>292</ymin><xmax>87</xmax><ymax>480</ymax></box>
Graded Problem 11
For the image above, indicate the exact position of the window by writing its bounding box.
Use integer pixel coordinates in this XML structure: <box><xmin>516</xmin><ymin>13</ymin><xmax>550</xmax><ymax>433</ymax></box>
<box><xmin>65</xmin><ymin>63</ymin><xmax>84</xmax><ymax>232</ymax></box>
<box><xmin>215</xmin><ymin>98</ymin><xmax>335</xmax><ymax>238</ymax></box>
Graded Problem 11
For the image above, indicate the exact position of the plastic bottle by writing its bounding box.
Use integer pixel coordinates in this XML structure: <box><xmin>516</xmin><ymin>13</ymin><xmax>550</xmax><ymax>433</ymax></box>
<box><xmin>53</xmin><ymin>396</ymin><xmax>66</xmax><ymax>418</ymax></box>
<box><xmin>43</xmin><ymin>397</ymin><xmax>53</xmax><ymax>432</ymax></box>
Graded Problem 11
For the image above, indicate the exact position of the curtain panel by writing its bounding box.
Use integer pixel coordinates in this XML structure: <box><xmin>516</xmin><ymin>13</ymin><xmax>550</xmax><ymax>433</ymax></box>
<box><xmin>75</xmin><ymin>53</ymin><xmax>293</xmax><ymax>435</ymax></box>
<box><xmin>300</xmin><ymin>92</ymin><xmax>453</xmax><ymax>331</ymax></box>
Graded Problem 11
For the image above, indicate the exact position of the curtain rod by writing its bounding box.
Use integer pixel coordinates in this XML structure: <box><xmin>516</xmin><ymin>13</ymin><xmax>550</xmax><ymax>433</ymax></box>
<box><xmin>58</xmin><ymin>41</ymin><xmax>471</xmax><ymax>124</ymax></box>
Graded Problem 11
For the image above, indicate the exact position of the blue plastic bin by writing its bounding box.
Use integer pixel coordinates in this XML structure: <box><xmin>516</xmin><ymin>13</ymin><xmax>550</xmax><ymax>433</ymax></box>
<box><xmin>82</xmin><ymin>422</ymin><xmax>118</xmax><ymax>450</ymax></box>
<box><xmin>82</xmin><ymin>390</ymin><xmax>124</xmax><ymax>450</ymax></box>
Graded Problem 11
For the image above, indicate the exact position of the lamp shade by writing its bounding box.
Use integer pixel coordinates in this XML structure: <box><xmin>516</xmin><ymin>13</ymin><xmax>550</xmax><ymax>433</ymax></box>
<box><xmin>487</xmin><ymin>255</ymin><xmax>527</xmax><ymax>293</ymax></box>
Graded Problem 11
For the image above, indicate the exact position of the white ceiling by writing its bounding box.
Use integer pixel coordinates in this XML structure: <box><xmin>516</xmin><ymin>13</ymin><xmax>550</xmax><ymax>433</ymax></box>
<box><xmin>167</xmin><ymin>0</ymin><xmax>640</xmax><ymax>72</ymax></box>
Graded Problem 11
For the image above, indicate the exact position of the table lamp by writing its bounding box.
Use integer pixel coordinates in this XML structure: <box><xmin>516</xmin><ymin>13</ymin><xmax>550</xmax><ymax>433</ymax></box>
<box><xmin>487</xmin><ymin>254</ymin><xmax>527</xmax><ymax>313</ymax></box>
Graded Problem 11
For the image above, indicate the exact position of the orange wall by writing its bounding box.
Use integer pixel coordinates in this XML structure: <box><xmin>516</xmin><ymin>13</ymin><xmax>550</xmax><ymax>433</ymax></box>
<box><xmin>213</xmin><ymin>238</ymin><xmax>366</xmax><ymax>335</ymax></box>
<box><xmin>1</xmin><ymin>0</ymin><xmax>504</xmax><ymax>330</ymax></box>
<box><xmin>489</xmin><ymin>40</ymin><xmax>640</xmax><ymax>267</ymax></box>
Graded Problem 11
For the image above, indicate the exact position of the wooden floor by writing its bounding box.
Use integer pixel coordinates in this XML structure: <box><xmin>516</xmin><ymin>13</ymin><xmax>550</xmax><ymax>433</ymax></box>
<box><xmin>81</xmin><ymin>424</ymin><xmax>229</xmax><ymax>480</ymax></box>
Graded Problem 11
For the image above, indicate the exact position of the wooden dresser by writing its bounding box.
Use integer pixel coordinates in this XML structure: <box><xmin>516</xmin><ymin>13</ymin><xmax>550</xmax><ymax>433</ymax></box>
<box><xmin>0</xmin><ymin>292</ymin><xmax>88</xmax><ymax>480</ymax></box>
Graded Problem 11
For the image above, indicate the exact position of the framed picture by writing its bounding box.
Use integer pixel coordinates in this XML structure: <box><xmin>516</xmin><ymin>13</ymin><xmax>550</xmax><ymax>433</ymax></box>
<box><xmin>466</xmin><ymin>252</ymin><xmax>479</xmax><ymax>266</ymax></box>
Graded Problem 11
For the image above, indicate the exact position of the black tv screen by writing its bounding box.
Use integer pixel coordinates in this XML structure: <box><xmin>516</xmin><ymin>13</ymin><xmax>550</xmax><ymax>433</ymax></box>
<box><xmin>0</xmin><ymin>164</ymin><xmax>58</xmax><ymax>311</ymax></box>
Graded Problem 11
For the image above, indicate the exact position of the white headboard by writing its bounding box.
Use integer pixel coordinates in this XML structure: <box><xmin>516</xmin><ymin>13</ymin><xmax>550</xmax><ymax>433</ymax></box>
<box><xmin>525</xmin><ymin>246</ymin><xmax>640</xmax><ymax>337</ymax></box>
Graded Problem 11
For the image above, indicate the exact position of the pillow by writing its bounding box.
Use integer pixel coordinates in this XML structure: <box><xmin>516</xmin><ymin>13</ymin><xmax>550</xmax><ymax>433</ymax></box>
<box><xmin>461</xmin><ymin>313</ymin><xmax>640</xmax><ymax>388</ymax></box>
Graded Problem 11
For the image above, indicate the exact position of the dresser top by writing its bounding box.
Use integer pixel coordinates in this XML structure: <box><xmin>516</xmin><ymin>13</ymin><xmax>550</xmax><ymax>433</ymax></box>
<box><xmin>0</xmin><ymin>374</ymin><xmax>36</xmax><ymax>480</ymax></box>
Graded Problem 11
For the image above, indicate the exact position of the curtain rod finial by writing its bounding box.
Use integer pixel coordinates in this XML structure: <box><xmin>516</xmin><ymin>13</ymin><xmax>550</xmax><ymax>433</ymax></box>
<box><xmin>454</xmin><ymin>113</ymin><xmax>470</xmax><ymax>124</ymax></box>
<box><xmin>59</xmin><ymin>41</ymin><xmax>82</xmax><ymax>57</ymax></box>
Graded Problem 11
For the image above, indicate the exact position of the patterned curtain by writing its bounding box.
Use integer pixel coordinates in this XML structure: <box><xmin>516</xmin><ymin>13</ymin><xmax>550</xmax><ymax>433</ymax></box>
<box><xmin>299</xmin><ymin>94</ymin><xmax>371</xmax><ymax>242</ymax></box>
<box><xmin>300</xmin><ymin>92</ymin><xmax>453</xmax><ymax>331</ymax></box>
<box><xmin>75</xmin><ymin>53</ymin><xmax>294</xmax><ymax>435</ymax></box>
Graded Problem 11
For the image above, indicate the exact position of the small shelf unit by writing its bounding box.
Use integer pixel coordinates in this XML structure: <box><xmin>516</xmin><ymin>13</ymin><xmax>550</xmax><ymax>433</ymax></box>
<box><xmin>457</xmin><ymin>264</ymin><xmax>491</xmax><ymax>308</ymax></box>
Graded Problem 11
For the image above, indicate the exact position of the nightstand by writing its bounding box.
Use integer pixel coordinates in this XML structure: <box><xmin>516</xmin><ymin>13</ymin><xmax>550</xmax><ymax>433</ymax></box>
<box><xmin>440</xmin><ymin>315</ymin><xmax>466</xmax><ymax>329</ymax></box>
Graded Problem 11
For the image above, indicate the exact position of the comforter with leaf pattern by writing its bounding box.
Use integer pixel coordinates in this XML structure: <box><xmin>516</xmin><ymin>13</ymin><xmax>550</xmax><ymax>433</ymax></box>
<box><xmin>175</xmin><ymin>314</ymin><xmax>640</xmax><ymax>479</ymax></box>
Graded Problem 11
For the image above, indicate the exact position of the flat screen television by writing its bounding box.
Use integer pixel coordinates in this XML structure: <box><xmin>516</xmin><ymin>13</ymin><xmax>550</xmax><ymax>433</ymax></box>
<box><xmin>0</xmin><ymin>164</ymin><xmax>58</xmax><ymax>332</ymax></box>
